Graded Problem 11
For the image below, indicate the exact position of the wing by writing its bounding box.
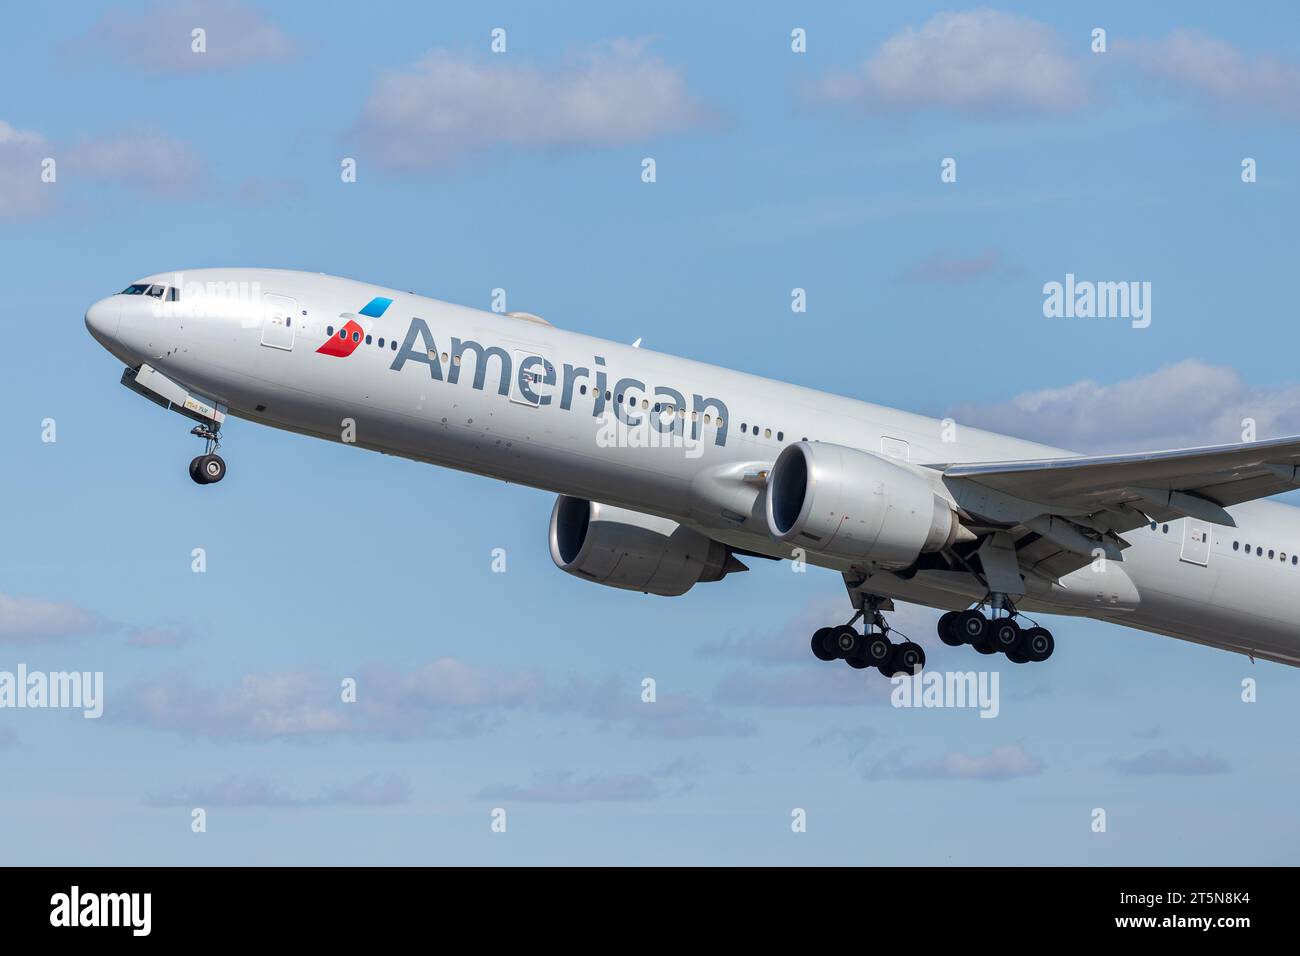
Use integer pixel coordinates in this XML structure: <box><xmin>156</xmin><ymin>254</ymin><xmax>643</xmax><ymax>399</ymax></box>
<box><xmin>934</xmin><ymin>434</ymin><xmax>1300</xmax><ymax>580</ymax></box>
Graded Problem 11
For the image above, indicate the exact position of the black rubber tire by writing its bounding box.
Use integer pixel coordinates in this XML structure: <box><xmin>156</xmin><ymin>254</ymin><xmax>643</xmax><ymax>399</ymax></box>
<box><xmin>991</xmin><ymin>618</ymin><xmax>1021</xmax><ymax>653</ymax></box>
<box><xmin>865</xmin><ymin>633</ymin><xmax>892</xmax><ymax>665</ymax></box>
<box><xmin>956</xmin><ymin>610</ymin><xmax>987</xmax><ymax>644</ymax></box>
<box><xmin>938</xmin><ymin>611</ymin><xmax>963</xmax><ymax>646</ymax></box>
<box><xmin>894</xmin><ymin>641</ymin><xmax>926</xmax><ymax>675</ymax></box>
<box><xmin>972</xmin><ymin>641</ymin><xmax>998</xmax><ymax>655</ymax></box>
<box><xmin>831</xmin><ymin>625</ymin><xmax>861</xmax><ymax>659</ymax></box>
<box><xmin>188</xmin><ymin>457</ymin><xmax>206</xmax><ymax>484</ymax></box>
<box><xmin>198</xmin><ymin>454</ymin><xmax>226</xmax><ymax>484</ymax></box>
<box><xmin>1023</xmin><ymin>627</ymin><xmax>1055</xmax><ymax>662</ymax></box>
<box><xmin>845</xmin><ymin>655</ymin><xmax>871</xmax><ymax>670</ymax></box>
<box><xmin>811</xmin><ymin>628</ymin><xmax>837</xmax><ymax>662</ymax></box>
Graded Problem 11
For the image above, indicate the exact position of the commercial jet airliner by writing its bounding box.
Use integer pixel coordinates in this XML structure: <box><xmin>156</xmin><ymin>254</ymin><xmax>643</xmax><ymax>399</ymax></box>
<box><xmin>85</xmin><ymin>270</ymin><xmax>1300</xmax><ymax>675</ymax></box>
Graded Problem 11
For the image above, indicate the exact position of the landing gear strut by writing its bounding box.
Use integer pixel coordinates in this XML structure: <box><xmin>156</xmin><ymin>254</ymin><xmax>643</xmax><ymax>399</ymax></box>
<box><xmin>809</xmin><ymin>596</ymin><xmax>926</xmax><ymax>678</ymax></box>
<box><xmin>188</xmin><ymin>424</ymin><xmax>226</xmax><ymax>485</ymax></box>
<box><xmin>937</xmin><ymin>598</ymin><xmax>1054</xmax><ymax>664</ymax></box>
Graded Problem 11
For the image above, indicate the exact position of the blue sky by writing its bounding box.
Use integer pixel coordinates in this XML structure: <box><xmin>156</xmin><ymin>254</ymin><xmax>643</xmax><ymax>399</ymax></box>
<box><xmin>3</xmin><ymin>0</ymin><xmax>1300</xmax><ymax>864</ymax></box>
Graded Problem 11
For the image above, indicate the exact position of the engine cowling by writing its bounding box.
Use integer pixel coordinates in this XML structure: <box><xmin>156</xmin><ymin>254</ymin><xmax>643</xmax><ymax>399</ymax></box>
<box><xmin>549</xmin><ymin>496</ymin><xmax>744</xmax><ymax>596</ymax></box>
<box><xmin>766</xmin><ymin>441</ymin><xmax>960</xmax><ymax>569</ymax></box>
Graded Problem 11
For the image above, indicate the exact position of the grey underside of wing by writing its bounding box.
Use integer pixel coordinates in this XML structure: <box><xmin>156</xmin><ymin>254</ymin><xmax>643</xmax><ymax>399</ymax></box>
<box><xmin>931</xmin><ymin>434</ymin><xmax>1300</xmax><ymax>580</ymax></box>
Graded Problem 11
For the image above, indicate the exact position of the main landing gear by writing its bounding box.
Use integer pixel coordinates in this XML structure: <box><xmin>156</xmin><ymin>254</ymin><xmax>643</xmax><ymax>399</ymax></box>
<box><xmin>937</xmin><ymin>603</ymin><xmax>1054</xmax><ymax>664</ymax></box>
<box><xmin>188</xmin><ymin>424</ymin><xmax>226</xmax><ymax>485</ymax></box>
<box><xmin>810</xmin><ymin>599</ymin><xmax>926</xmax><ymax>678</ymax></box>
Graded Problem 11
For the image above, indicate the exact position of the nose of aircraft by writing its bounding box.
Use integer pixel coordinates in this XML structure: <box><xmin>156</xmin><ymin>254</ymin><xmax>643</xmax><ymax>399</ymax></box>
<box><xmin>84</xmin><ymin>296</ymin><xmax>120</xmax><ymax>348</ymax></box>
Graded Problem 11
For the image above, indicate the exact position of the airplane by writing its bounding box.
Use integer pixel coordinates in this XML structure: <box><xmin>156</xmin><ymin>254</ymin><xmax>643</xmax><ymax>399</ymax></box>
<box><xmin>84</xmin><ymin>269</ymin><xmax>1300</xmax><ymax>675</ymax></box>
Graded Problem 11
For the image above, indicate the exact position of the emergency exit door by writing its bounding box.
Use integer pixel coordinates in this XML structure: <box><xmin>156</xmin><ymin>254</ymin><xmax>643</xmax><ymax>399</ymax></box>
<box><xmin>1180</xmin><ymin>518</ymin><xmax>1212</xmax><ymax>566</ymax></box>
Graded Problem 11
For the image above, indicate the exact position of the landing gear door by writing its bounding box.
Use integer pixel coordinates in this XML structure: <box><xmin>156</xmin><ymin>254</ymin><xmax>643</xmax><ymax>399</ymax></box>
<box><xmin>260</xmin><ymin>293</ymin><xmax>297</xmax><ymax>351</ymax></box>
<box><xmin>1180</xmin><ymin>518</ymin><xmax>1212</xmax><ymax>566</ymax></box>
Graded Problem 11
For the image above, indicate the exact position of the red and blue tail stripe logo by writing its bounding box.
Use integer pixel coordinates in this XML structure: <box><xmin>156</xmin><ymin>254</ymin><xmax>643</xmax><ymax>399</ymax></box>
<box><xmin>317</xmin><ymin>297</ymin><xmax>393</xmax><ymax>357</ymax></box>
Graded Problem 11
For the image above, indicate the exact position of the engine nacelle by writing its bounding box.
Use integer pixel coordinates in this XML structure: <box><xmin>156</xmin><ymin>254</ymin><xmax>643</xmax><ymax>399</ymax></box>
<box><xmin>549</xmin><ymin>496</ymin><xmax>744</xmax><ymax>596</ymax></box>
<box><xmin>766</xmin><ymin>442</ymin><xmax>960</xmax><ymax>569</ymax></box>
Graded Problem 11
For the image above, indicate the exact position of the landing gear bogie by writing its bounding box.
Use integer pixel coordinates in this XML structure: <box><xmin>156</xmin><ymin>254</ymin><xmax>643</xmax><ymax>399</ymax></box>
<box><xmin>934</xmin><ymin>601</ymin><xmax>1056</xmax><ymax>665</ymax></box>
<box><xmin>807</xmin><ymin>596</ymin><xmax>924</xmax><ymax>679</ymax></box>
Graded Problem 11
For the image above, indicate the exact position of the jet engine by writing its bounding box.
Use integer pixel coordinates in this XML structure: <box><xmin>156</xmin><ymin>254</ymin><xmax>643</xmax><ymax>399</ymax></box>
<box><xmin>766</xmin><ymin>442</ymin><xmax>961</xmax><ymax>569</ymax></box>
<box><xmin>549</xmin><ymin>496</ymin><xmax>746</xmax><ymax>596</ymax></box>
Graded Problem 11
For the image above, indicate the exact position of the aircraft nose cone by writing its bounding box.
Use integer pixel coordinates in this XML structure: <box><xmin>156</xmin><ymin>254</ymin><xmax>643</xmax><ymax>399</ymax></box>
<box><xmin>85</xmin><ymin>297</ymin><xmax>120</xmax><ymax>347</ymax></box>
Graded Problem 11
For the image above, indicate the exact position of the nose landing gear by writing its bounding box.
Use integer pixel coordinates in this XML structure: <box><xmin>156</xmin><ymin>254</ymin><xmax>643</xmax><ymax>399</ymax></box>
<box><xmin>188</xmin><ymin>425</ymin><xmax>227</xmax><ymax>485</ymax></box>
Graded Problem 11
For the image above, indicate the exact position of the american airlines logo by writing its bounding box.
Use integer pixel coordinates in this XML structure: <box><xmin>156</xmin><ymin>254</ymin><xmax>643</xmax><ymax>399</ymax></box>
<box><xmin>320</xmin><ymin>299</ymin><xmax>733</xmax><ymax>448</ymax></box>
<box><xmin>316</xmin><ymin>296</ymin><xmax>393</xmax><ymax>356</ymax></box>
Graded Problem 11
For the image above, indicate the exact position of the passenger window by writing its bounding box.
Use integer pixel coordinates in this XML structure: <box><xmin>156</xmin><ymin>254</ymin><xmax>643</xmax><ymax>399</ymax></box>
<box><xmin>378</xmin><ymin>338</ymin><xmax>385</xmax><ymax>348</ymax></box>
<box><xmin>365</xmin><ymin>335</ymin><xmax>372</xmax><ymax>345</ymax></box>
<box><xmin>1233</xmin><ymin>541</ymin><xmax>1239</xmax><ymax>551</ymax></box>
<box><xmin>327</xmin><ymin>326</ymin><xmax>334</xmax><ymax>336</ymax></box>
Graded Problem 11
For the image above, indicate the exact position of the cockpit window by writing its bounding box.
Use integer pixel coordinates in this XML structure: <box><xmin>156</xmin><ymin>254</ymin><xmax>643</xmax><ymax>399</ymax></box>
<box><xmin>119</xmin><ymin>283</ymin><xmax>179</xmax><ymax>300</ymax></box>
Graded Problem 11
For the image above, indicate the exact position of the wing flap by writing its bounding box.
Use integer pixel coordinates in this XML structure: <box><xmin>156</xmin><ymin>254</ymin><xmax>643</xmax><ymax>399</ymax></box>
<box><xmin>940</xmin><ymin>434</ymin><xmax>1300</xmax><ymax>526</ymax></box>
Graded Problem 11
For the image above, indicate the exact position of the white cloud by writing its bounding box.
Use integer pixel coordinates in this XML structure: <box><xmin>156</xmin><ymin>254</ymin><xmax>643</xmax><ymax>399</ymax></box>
<box><xmin>1108</xmin><ymin>749</ymin><xmax>1230</xmax><ymax>776</ymax></box>
<box><xmin>78</xmin><ymin>0</ymin><xmax>298</xmax><ymax>74</ymax></box>
<box><xmin>903</xmin><ymin>248</ymin><xmax>1012</xmax><ymax>284</ymax></box>
<box><xmin>121</xmin><ymin>670</ymin><xmax>349</xmax><ymax>739</ymax></box>
<box><xmin>866</xmin><ymin>743</ymin><xmax>1044</xmax><ymax>781</ymax></box>
<box><xmin>67</xmin><ymin>131</ymin><xmax>207</xmax><ymax>196</ymax></box>
<box><xmin>0</xmin><ymin>121</ymin><xmax>54</xmax><ymax>221</ymax></box>
<box><xmin>949</xmin><ymin>360</ymin><xmax>1300</xmax><ymax>454</ymax></box>
<box><xmin>1119</xmin><ymin>29</ymin><xmax>1300</xmax><ymax>123</ymax></box>
<box><xmin>0</xmin><ymin>593</ymin><xmax>106</xmax><ymax>644</ymax></box>
<box><xmin>125</xmin><ymin>626</ymin><xmax>188</xmax><ymax>649</ymax></box>
<box><xmin>474</xmin><ymin>771</ymin><xmax>664</xmax><ymax>804</ymax></box>
<box><xmin>812</xmin><ymin>10</ymin><xmax>1088</xmax><ymax>118</ymax></box>
<box><xmin>145</xmin><ymin>772</ymin><xmax>410</xmax><ymax>807</ymax></box>
<box><xmin>117</xmin><ymin>658</ymin><xmax>751</xmax><ymax>741</ymax></box>
<box><xmin>0</xmin><ymin>118</ymin><xmax>208</xmax><ymax>219</ymax></box>
<box><xmin>355</xmin><ymin>39</ymin><xmax>720</xmax><ymax>170</ymax></box>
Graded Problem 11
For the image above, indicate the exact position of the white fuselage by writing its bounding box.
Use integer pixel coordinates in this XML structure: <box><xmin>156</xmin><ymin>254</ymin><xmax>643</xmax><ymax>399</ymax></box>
<box><xmin>86</xmin><ymin>269</ymin><xmax>1300</xmax><ymax>666</ymax></box>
